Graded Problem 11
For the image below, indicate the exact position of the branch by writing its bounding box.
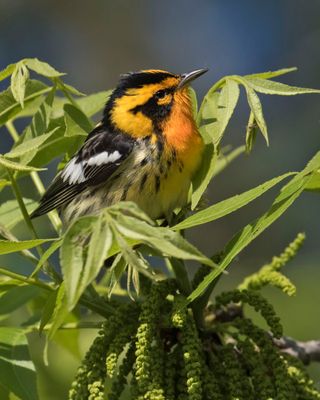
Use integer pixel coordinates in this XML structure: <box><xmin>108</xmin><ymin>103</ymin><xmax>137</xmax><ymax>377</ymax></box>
<box><xmin>273</xmin><ymin>336</ymin><xmax>320</xmax><ymax>365</ymax></box>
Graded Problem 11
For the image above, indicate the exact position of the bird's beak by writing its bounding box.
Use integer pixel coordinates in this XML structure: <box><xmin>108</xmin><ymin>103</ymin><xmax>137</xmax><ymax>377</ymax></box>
<box><xmin>177</xmin><ymin>68</ymin><xmax>208</xmax><ymax>90</ymax></box>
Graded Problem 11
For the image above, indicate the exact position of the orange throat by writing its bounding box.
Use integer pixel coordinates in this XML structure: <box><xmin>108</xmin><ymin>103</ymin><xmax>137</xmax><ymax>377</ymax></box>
<box><xmin>162</xmin><ymin>89</ymin><xmax>203</xmax><ymax>171</ymax></box>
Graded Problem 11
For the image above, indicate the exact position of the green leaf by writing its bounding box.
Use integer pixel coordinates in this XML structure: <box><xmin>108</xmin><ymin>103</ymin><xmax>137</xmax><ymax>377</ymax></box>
<box><xmin>64</xmin><ymin>103</ymin><xmax>93</xmax><ymax>136</ymax></box>
<box><xmin>0</xmin><ymin>327</ymin><xmax>39</xmax><ymax>400</ymax></box>
<box><xmin>0</xmin><ymin>179</ymin><xmax>10</xmax><ymax>192</ymax></box>
<box><xmin>0</xmin><ymin>64</ymin><xmax>15</xmax><ymax>81</ymax></box>
<box><xmin>55</xmin><ymin>78</ymin><xmax>84</xmax><ymax>96</ymax></box>
<box><xmin>0</xmin><ymin>156</ymin><xmax>45</xmax><ymax>172</ymax></box>
<box><xmin>5</xmin><ymin>130</ymin><xmax>58</xmax><ymax>159</ymax></box>
<box><xmin>10</xmin><ymin>63</ymin><xmax>29</xmax><ymax>107</ymax></box>
<box><xmin>188</xmin><ymin>151</ymin><xmax>320</xmax><ymax>303</ymax></box>
<box><xmin>245</xmin><ymin>77</ymin><xmax>320</xmax><ymax>96</ymax></box>
<box><xmin>24</xmin><ymin>58</ymin><xmax>64</xmax><ymax>78</ymax></box>
<box><xmin>77</xmin><ymin>91</ymin><xmax>111</xmax><ymax>116</ymax></box>
<box><xmin>244</xmin><ymin>86</ymin><xmax>269</xmax><ymax>145</ymax></box>
<box><xmin>0</xmin><ymin>198</ymin><xmax>37</xmax><ymax>229</ymax></box>
<box><xmin>0</xmin><ymin>285</ymin><xmax>41</xmax><ymax>315</ymax></box>
<box><xmin>39</xmin><ymin>289</ymin><xmax>59</xmax><ymax>334</ymax></box>
<box><xmin>245</xmin><ymin>112</ymin><xmax>257</xmax><ymax>154</ymax></box>
<box><xmin>188</xmin><ymin>87</ymin><xmax>198</xmax><ymax>119</ymax></box>
<box><xmin>47</xmin><ymin>284</ymin><xmax>69</xmax><ymax>339</ymax></box>
<box><xmin>0</xmin><ymin>79</ymin><xmax>50</xmax><ymax>127</ymax></box>
<box><xmin>65</xmin><ymin>215</ymin><xmax>112</xmax><ymax>309</ymax></box>
<box><xmin>0</xmin><ymin>239</ymin><xmax>55</xmax><ymax>255</ymax></box>
<box><xmin>22</xmin><ymin>87</ymin><xmax>56</xmax><ymax>141</ymax></box>
<box><xmin>112</xmin><ymin>227</ymin><xmax>155</xmax><ymax>282</ymax></box>
<box><xmin>175</xmin><ymin>172</ymin><xmax>295</xmax><ymax>230</ymax></box>
<box><xmin>114</xmin><ymin>213</ymin><xmax>215</xmax><ymax>267</ymax></box>
<box><xmin>191</xmin><ymin>143</ymin><xmax>217</xmax><ymax>209</ymax></box>
<box><xmin>60</xmin><ymin>215</ymin><xmax>113</xmax><ymax>309</ymax></box>
<box><xmin>30</xmin><ymin>239</ymin><xmax>62</xmax><ymax>278</ymax></box>
<box><xmin>305</xmin><ymin>170</ymin><xmax>320</xmax><ymax>192</ymax></box>
<box><xmin>244</xmin><ymin>67</ymin><xmax>297</xmax><ymax>80</ymax></box>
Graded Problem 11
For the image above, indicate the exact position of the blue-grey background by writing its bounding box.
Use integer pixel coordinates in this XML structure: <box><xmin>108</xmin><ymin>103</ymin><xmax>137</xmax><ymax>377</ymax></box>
<box><xmin>0</xmin><ymin>0</ymin><xmax>319</xmax><ymax>398</ymax></box>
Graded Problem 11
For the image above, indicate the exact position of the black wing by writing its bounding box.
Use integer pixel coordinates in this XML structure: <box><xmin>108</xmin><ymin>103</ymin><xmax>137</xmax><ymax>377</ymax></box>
<box><xmin>30</xmin><ymin>126</ymin><xmax>134</xmax><ymax>218</ymax></box>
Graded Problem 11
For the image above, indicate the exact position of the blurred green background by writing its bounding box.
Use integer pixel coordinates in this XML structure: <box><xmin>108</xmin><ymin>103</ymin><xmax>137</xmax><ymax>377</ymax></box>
<box><xmin>0</xmin><ymin>0</ymin><xmax>319</xmax><ymax>398</ymax></box>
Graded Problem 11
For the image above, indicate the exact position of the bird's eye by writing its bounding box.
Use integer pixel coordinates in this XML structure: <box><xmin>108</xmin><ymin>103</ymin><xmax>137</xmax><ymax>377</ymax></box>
<box><xmin>155</xmin><ymin>89</ymin><xmax>167</xmax><ymax>99</ymax></box>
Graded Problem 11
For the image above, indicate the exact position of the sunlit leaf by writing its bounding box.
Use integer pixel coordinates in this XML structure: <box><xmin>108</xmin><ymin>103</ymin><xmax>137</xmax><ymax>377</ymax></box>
<box><xmin>0</xmin><ymin>80</ymin><xmax>50</xmax><ymax>126</ymax></box>
<box><xmin>0</xmin><ymin>63</ymin><xmax>15</xmax><ymax>81</ymax></box>
<box><xmin>24</xmin><ymin>58</ymin><xmax>65</xmax><ymax>78</ymax></box>
<box><xmin>10</xmin><ymin>63</ymin><xmax>29</xmax><ymax>107</ymax></box>
<box><xmin>244</xmin><ymin>86</ymin><xmax>269</xmax><ymax>145</ymax></box>
<box><xmin>244</xmin><ymin>67</ymin><xmax>297</xmax><ymax>80</ymax></box>
<box><xmin>188</xmin><ymin>151</ymin><xmax>320</xmax><ymax>303</ymax></box>
<box><xmin>0</xmin><ymin>156</ymin><xmax>45</xmax><ymax>172</ymax></box>
<box><xmin>175</xmin><ymin>172</ymin><xmax>295</xmax><ymax>230</ymax></box>
<box><xmin>0</xmin><ymin>239</ymin><xmax>55</xmax><ymax>255</ymax></box>
<box><xmin>245</xmin><ymin>77</ymin><xmax>320</xmax><ymax>96</ymax></box>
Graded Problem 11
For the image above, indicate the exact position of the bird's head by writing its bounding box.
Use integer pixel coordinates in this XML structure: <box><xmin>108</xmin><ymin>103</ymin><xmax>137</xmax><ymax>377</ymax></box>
<box><xmin>103</xmin><ymin>68</ymin><xmax>208</xmax><ymax>139</ymax></box>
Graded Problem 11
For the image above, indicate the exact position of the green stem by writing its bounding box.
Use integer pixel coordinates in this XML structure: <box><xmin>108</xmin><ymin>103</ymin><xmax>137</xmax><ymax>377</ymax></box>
<box><xmin>6</xmin><ymin>168</ymin><xmax>61</xmax><ymax>283</ymax></box>
<box><xmin>166</xmin><ymin>258</ymin><xmax>192</xmax><ymax>296</ymax></box>
<box><xmin>5</xmin><ymin>121</ymin><xmax>62</xmax><ymax>234</ymax></box>
<box><xmin>0</xmin><ymin>267</ymin><xmax>54</xmax><ymax>291</ymax></box>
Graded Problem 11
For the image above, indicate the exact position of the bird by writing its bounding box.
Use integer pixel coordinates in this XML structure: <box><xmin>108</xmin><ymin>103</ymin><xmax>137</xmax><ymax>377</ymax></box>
<box><xmin>30</xmin><ymin>68</ymin><xmax>207</xmax><ymax>224</ymax></box>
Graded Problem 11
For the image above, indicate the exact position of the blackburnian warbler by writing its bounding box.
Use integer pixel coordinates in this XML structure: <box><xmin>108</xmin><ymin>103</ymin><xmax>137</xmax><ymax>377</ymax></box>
<box><xmin>31</xmin><ymin>68</ymin><xmax>207</xmax><ymax>223</ymax></box>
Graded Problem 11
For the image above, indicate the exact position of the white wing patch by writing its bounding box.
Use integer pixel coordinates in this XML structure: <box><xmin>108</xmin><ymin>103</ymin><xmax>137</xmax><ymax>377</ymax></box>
<box><xmin>61</xmin><ymin>151</ymin><xmax>122</xmax><ymax>184</ymax></box>
<box><xmin>87</xmin><ymin>150</ymin><xmax>121</xmax><ymax>166</ymax></box>
<box><xmin>61</xmin><ymin>158</ymin><xmax>86</xmax><ymax>184</ymax></box>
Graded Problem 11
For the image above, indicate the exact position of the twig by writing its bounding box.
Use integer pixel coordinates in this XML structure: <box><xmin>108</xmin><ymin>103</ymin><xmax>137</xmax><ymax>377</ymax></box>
<box><xmin>273</xmin><ymin>336</ymin><xmax>320</xmax><ymax>365</ymax></box>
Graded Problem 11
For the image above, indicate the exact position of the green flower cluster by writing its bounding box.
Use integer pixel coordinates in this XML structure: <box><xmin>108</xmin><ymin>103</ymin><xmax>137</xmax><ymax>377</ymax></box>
<box><xmin>68</xmin><ymin>269</ymin><xmax>320</xmax><ymax>399</ymax></box>
<box><xmin>68</xmin><ymin>303</ymin><xmax>138</xmax><ymax>400</ymax></box>
<box><xmin>239</xmin><ymin>232</ymin><xmax>305</xmax><ymax>295</ymax></box>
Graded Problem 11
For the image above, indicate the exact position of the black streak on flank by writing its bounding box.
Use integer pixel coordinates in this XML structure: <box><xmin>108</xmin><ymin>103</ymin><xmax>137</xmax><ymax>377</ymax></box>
<box><xmin>140</xmin><ymin>157</ymin><xmax>148</xmax><ymax>167</ymax></box>
<box><xmin>121</xmin><ymin>183</ymin><xmax>130</xmax><ymax>201</ymax></box>
<box><xmin>139</xmin><ymin>173</ymin><xmax>148</xmax><ymax>192</ymax></box>
<box><xmin>155</xmin><ymin>175</ymin><xmax>160</xmax><ymax>193</ymax></box>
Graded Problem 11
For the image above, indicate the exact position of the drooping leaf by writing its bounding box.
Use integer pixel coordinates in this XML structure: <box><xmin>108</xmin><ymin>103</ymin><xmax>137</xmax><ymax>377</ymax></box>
<box><xmin>245</xmin><ymin>77</ymin><xmax>320</xmax><ymax>96</ymax></box>
<box><xmin>24</xmin><ymin>58</ymin><xmax>65</xmax><ymax>78</ymax></box>
<box><xmin>0</xmin><ymin>198</ymin><xmax>37</xmax><ymax>229</ymax></box>
<box><xmin>10</xmin><ymin>63</ymin><xmax>29</xmax><ymax>107</ymax></box>
<box><xmin>174</xmin><ymin>172</ymin><xmax>295</xmax><ymax>230</ymax></box>
<box><xmin>114</xmin><ymin>213</ymin><xmax>215</xmax><ymax>267</ymax></box>
<box><xmin>0</xmin><ymin>239</ymin><xmax>55</xmax><ymax>255</ymax></box>
<box><xmin>0</xmin><ymin>63</ymin><xmax>16</xmax><ymax>81</ymax></box>
<box><xmin>245</xmin><ymin>111</ymin><xmax>257</xmax><ymax>154</ymax></box>
<box><xmin>0</xmin><ymin>327</ymin><xmax>39</xmax><ymax>400</ymax></box>
<box><xmin>244</xmin><ymin>86</ymin><xmax>269</xmax><ymax>145</ymax></box>
<box><xmin>0</xmin><ymin>79</ymin><xmax>50</xmax><ymax>127</ymax></box>
<box><xmin>60</xmin><ymin>215</ymin><xmax>114</xmax><ymax>310</ymax></box>
<box><xmin>188</xmin><ymin>151</ymin><xmax>320</xmax><ymax>303</ymax></box>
